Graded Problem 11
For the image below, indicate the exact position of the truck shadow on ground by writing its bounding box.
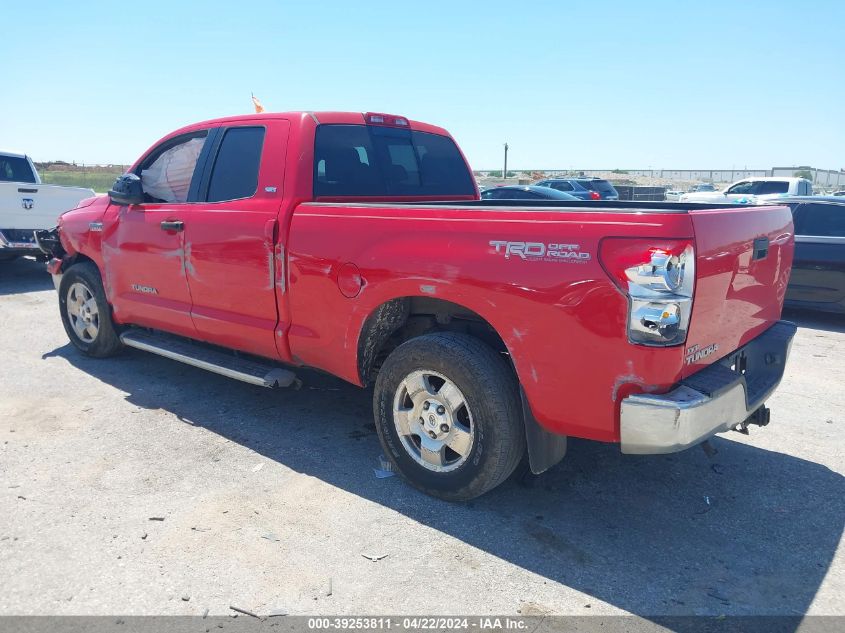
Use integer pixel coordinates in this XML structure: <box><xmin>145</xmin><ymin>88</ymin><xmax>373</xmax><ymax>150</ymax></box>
<box><xmin>0</xmin><ymin>257</ymin><xmax>52</xmax><ymax>296</ymax></box>
<box><xmin>43</xmin><ymin>342</ymin><xmax>845</xmax><ymax>623</ymax></box>
<box><xmin>782</xmin><ymin>307</ymin><xmax>845</xmax><ymax>335</ymax></box>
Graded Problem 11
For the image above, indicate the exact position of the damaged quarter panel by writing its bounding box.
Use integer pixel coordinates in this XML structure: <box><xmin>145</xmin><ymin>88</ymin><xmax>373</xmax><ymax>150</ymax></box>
<box><xmin>287</xmin><ymin>203</ymin><xmax>696</xmax><ymax>442</ymax></box>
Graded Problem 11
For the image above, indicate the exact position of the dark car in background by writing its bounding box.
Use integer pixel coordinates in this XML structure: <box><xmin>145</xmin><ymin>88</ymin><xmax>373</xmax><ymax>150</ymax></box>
<box><xmin>533</xmin><ymin>178</ymin><xmax>619</xmax><ymax>200</ymax></box>
<box><xmin>480</xmin><ymin>185</ymin><xmax>579</xmax><ymax>201</ymax></box>
<box><xmin>777</xmin><ymin>197</ymin><xmax>845</xmax><ymax>313</ymax></box>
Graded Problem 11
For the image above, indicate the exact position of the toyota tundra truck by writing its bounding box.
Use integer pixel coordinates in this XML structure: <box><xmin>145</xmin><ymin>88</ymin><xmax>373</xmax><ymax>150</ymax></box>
<box><xmin>36</xmin><ymin>111</ymin><xmax>797</xmax><ymax>500</ymax></box>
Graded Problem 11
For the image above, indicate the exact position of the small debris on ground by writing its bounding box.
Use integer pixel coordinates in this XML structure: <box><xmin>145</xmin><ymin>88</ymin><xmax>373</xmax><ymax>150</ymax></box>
<box><xmin>267</xmin><ymin>608</ymin><xmax>288</xmax><ymax>617</ymax></box>
<box><xmin>251</xmin><ymin>463</ymin><xmax>264</xmax><ymax>473</ymax></box>
<box><xmin>148</xmin><ymin>517</ymin><xmax>165</xmax><ymax>521</ymax></box>
<box><xmin>325</xmin><ymin>577</ymin><xmax>333</xmax><ymax>597</ymax></box>
<box><xmin>707</xmin><ymin>589</ymin><xmax>731</xmax><ymax>604</ymax></box>
<box><xmin>229</xmin><ymin>605</ymin><xmax>262</xmax><ymax>620</ymax></box>
<box><xmin>694</xmin><ymin>496</ymin><xmax>713</xmax><ymax>515</ymax></box>
<box><xmin>192</xmin><ymin>526</ymin><xmax>210</xmax><ymax>533</ymax></box>
<box><xmin>374</xmin><ymin>454</ymin><xmax>395</xmax><ymax>479</ymax></box>
<box><xmin>261</xmin><ymin>533</ymin><xmax>281</xmax><ymax>542</ymax></box>
<box><xmin>181</xmin><ymin>595</ymin><xmax>190</xmax><ymax>602</ymax></box>
<box><xmin>202</xmin><ymin>608</ymin><xmax>209</xmax><ymax>619</ymax></box>
<box><xmin>141</xmin><ymin>533</ymin><xmax>148</xmax><ymax>540</ymax></box>
<box><xmin>361</xmin><ymin>553</ymin><xmax>388</xmax><ymax>562</ymax></box>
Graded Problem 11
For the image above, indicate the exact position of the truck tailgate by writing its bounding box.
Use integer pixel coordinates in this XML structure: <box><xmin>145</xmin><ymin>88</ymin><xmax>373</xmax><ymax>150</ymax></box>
<box><xmin>683</xmin><ymin>204</ymin><xmax>794</xmax><ymax>377</ymax></box>
<box><xmin>0</xmin><ymin>183</ymin><xmax>95</xmax><ymax>229</ymax></box>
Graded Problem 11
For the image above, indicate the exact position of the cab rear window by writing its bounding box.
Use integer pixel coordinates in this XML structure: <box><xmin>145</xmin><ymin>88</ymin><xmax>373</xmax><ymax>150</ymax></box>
<box><xmin>314</xmin><ymin>124</ymin><xmax>474</xmax><ymax>197</ymax></box>
<box><xmin>0</xmin><ymin>156</ymin><xmax>37</xmax><ymax>183</ymax></box>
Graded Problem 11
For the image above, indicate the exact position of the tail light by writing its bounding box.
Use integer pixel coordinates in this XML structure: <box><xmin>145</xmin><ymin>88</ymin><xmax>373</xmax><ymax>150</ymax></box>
<box><xmin>599</xmin><ymin>238</ymin><xmax>695</xmax><ymax>346</ymax></box>
<box><xmin>589</xmin><ymin>190</ymin><xmax>601</xmax><ymax>200</ymax></box>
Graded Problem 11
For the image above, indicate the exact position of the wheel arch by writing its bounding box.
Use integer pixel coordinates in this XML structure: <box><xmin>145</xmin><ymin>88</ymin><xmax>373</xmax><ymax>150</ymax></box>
<box><xmin>356</xmin><ymin>296</ymin><xmax>511</xmax><ymax>387</ymax></box>
<box><xmin>357</xmin><ymin>295</ymin><xmax>568</xmax><ymax>477</ymax></box>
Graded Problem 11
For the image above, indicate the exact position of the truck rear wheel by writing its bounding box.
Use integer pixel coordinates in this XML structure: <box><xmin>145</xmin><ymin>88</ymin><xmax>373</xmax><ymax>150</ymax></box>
<box><xmin>59</xmin><ymin>262</ymin><xmax>123</xmax><ymax>358</ymax></box>
<box><xmin>373</xmin><ymin>332</ymin><xmax>525</xmax><ymax>501</ymax></box>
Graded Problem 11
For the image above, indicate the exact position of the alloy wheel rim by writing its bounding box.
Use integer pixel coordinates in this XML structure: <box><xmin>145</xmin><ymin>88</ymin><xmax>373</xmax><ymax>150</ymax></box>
<box><xmin>66</xmin><ymin>282</ymin><xmax>99</xmax><ymax>343</ymax></box>
<box><xmin>392</xmin><ymin>369</ymin><xmax>474</xmax><ymax>472</ymax></box>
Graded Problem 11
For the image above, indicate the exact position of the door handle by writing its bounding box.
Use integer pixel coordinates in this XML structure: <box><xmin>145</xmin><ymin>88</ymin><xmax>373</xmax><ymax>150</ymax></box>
<box><xmin>160</xmin><ymin>220</ymin><xmax>184</xmax><ymax>232</ymax></box>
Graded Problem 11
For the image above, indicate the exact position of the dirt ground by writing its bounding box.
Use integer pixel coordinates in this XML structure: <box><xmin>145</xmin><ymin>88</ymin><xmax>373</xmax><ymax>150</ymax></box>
<box><xmin>1</xmin><ymin>257</ymin><xmax>843</xmax><ymax>618</ymax></box>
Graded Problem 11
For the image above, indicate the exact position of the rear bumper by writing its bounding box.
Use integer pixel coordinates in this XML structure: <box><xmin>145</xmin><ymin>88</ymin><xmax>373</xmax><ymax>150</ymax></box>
<box><xmin>620</xmin><ymin>321</ymin><xmax>797</xmax><ymax>454</ymax></box>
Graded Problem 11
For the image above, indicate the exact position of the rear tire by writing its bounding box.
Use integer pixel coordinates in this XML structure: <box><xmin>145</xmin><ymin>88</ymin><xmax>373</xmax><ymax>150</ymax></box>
<box><xmin>373</xmin><ymin>332</ymin><xmax>525</xmax><ymax>501</ymax></box>
<box><xmin>59</xmin><ymin>262</ymin><xmax>123</xmax><ymax>358</ymax></box>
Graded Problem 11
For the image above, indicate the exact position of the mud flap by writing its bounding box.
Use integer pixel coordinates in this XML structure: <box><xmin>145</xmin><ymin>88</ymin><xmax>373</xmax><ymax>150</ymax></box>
<box><xmin>520</xmin><ymin>386</ymin><xmax>567</xmax><ymax>474</ymax></box>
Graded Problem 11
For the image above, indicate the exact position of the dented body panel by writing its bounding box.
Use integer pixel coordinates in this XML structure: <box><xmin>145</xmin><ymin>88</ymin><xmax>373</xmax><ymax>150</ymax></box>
<box><xmin>53</xmin><ymin>111</ymin><xmax>795</xmax><ymax>449</ymax></box>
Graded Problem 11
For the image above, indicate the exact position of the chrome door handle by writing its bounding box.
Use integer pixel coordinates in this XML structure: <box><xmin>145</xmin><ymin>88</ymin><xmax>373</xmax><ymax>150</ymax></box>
<box><xmin>160</xmin><ymin>220</ymin><xmax>184</xmax><ymax>232</ymax></box>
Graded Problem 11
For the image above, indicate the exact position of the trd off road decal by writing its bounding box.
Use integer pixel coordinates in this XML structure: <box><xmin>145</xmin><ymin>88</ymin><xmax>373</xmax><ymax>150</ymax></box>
<box><xmin>489</xmin><ymin>240</ymin><xmax>591</xmax><ymax>263</ymax></box>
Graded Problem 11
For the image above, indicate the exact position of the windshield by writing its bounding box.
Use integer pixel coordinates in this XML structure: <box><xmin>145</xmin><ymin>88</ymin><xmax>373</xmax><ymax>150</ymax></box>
<box><xmin>314</xmin><ymin>124</ymin><xmax>475</xmax><ymax>197</ymax></box>
<box><xmin>727</xmin><ymin>180</ymin><xmax>790</xmax><ymax>195</ymax></box>
<box><xmin>0</xmin><ymin>155</ymin><xmax>37</xmax><ymax>183</ymax></box>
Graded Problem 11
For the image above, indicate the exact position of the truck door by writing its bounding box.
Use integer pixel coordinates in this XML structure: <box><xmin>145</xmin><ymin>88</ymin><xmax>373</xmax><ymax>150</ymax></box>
<box><xmin>182</xmin><ymin>120</ymin><xmax>289</xmax><ymax>360</ymax></box>
<box><xmin>102</xmin><ymin>130</ymin><xmax>211</xmax><ymax>337</ymax></box>
<box><xmin>788</xmin><ymin>202</ymin><xmax>845</xmax><ymax>305</ymax></box>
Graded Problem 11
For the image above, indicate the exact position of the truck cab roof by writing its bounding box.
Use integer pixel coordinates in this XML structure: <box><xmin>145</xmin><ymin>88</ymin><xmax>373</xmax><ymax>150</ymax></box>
<box><xmin>165</xmin><ymin>112</ymin><xmax>453</xmax><ymax>139</ymax></box>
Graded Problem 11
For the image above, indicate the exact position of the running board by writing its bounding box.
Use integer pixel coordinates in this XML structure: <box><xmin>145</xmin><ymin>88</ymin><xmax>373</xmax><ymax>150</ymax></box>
<box><xmin>120</xmin><ymin>329</ymin><xmax>299</xmax><ymax>389</ymax></box>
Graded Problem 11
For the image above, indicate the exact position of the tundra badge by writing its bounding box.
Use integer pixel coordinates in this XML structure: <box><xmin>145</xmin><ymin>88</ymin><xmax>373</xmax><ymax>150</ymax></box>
<box><xmin>131</xmin><ymin>284</ymin><xmax>158</xmax><ymax>295</ymax></box>
<box><xmin>685</xmin><ymin>343</ymin><xmax>719</xmax><ymax>365</ymax></box>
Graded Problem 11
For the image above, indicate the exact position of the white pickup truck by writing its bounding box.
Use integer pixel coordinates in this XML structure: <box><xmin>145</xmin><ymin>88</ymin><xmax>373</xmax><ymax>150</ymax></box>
<box><xmin>0</xmin><ymin>151</ymin><xmax>95</xmax><ymax>261</ymax></box>
<box><xmin>679</xmin><ymin>176</ymin><xmax>813</xmax><ymax>204</ymax></box>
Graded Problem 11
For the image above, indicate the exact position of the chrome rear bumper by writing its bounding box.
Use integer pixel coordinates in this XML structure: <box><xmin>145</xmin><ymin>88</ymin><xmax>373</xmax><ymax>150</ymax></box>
<box><xmin>620</xmin><ymin>321</ymin><xmax>797</xmax><ymax>454</ymax></box>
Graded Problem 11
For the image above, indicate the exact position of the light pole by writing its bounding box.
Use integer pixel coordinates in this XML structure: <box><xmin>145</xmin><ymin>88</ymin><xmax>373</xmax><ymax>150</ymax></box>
<box><xmin>503</xmin><ymin>143</ymin><xmax>509</xmax><ymax>180</ymax></box>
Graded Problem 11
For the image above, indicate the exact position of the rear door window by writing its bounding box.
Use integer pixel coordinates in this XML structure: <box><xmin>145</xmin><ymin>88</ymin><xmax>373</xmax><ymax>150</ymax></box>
<box><xmin>206</xmin><ymin>126</ymin><xmax>266</xmax><ymax>202</ymax></box>
<box><xmin>314</xmin><ymin>124</ymin><xmax>474</xmax><ymax>197</ymax></box>
<box><xmin>795</xmin><ymin>203</ymin><xmax>845</xmax><ymax>237</ymax></box>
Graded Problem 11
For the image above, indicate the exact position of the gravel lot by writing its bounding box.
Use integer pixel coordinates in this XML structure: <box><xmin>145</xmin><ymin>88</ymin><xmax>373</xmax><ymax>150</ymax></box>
<box><xmin>1</xmin><ymin>256</ymin><xmax>843</xmax><ymax>618</ymax></box>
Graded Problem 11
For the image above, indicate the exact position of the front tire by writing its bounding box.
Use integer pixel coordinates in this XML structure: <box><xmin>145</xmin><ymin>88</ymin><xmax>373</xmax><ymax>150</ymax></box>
<box><xmin>373</xmin><ymin>332</ymin><xmax>525</xmax><ymax>501</ymax></box>
<box><xmin>59</xmin><ymin>262</ymin><xmax>123</xmax><ymax>357</ymax></box>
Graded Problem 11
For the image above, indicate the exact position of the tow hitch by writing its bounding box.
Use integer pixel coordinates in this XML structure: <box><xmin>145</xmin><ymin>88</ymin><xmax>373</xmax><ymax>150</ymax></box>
<box><xmin>733</xmin><ymin>405</ymin><xmax>771</xmax><ymax>435</ymax></box>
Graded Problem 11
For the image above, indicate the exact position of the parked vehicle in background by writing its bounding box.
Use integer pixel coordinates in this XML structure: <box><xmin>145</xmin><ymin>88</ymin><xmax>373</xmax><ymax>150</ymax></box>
<box><xmin>664</xmin><ymin>190</ymin><xmax>684</xmax><ymax>201</ymax></box>
<box><xmin>832</xmin><ymin>190</ymin><xmax>845</xmax><ymax>197</ymax></box>
<box><xmin>534</xmin><ymin>178</ymin><xmax>619</xmax><ymax>200</ymax></box>
<box><xmin>0</xmin><ymin>151</ymin><xmax>95</xmax><ymax>261</ymax></box>
<box><xmin>38</xmin><ymin>111</ymin><xmax>796</xmax><ymax>501</ymax></box>
<box><xmin>680</xmin><ymin>177</ymin><xmax>812</xmax><ymax>204</ymax></box>
<box><xmin>480</xmin><ymin>185</ymin><xmax>578</xmax><ymax>200</ymax></box>
<box><xmin>774</xmin><ymin>197</ymin><xmax>845</xmax><ymax>314</ymax></box>
<box><xmin>689</xmin><ymin>183</ymin><xmax>716</xmax><ymax>193</ymax></box>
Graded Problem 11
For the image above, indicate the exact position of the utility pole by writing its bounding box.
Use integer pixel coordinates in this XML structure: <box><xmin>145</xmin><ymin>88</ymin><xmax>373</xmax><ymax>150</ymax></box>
<box><xmin>503</xmin><ymin>143</ymin><xmax>509</xmax><ymax>180</ymax></box>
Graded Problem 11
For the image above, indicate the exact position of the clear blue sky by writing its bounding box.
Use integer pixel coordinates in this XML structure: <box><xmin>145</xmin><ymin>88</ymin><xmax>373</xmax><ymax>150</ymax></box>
<box><xmin>1</xmin><ymin>0</ymin><xmax>842</xmax><ymax>170</ymax></box>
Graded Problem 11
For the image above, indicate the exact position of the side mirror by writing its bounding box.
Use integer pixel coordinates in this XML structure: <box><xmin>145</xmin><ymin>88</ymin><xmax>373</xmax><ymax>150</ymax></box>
<box><xmin>108</xmin><ymin>174</ymin><xmax>144</xmax><ymax>206</ymax></box>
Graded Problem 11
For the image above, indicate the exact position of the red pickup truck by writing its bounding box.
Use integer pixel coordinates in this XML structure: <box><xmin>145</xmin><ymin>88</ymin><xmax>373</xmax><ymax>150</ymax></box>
<box><xmin>37</xmin><ymin>111</ymin><xmax>797</xmax><ymax>500</ymax></box>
